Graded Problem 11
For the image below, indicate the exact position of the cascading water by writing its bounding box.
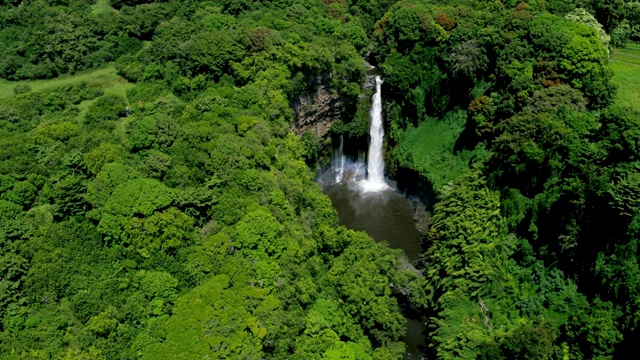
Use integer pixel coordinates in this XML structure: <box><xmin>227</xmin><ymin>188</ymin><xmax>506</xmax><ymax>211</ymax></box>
<box><xmin>360</xmin><ymin>76</ymin><xmax>388</xmax><ymax>192</ymax></box>
<box><xmin>317</xmin><ymin>72</ymin><xmax>426</xmax><ymax>360</ymax></box>
<box><xmin>334</xmin><ymin>135</ymin><xmax>346</xmax><ymax>183</ymax></box>
<box><xmin>321</xmin><ymin>75</ymin><xmax>388</xmax><ymax>191</ymax></box>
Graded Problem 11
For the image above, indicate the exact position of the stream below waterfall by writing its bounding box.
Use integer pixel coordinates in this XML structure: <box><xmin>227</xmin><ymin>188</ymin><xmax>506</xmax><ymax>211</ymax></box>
<box><xmin>316</xmin><ymin>75</ymin><xmax>427</xmax><ymax>359</ymax></box>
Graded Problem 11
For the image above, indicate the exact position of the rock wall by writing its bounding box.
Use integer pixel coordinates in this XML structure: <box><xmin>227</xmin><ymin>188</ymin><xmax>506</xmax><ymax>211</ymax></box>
<box><xmin>290</xmin><ymin>85</ymin><xmax>351</xmax><ymax>139</ymax></box>
<box><xmin>290</xmin><ymin>65</ymin><xmax>377</xmax><ymax>140</ymax></box>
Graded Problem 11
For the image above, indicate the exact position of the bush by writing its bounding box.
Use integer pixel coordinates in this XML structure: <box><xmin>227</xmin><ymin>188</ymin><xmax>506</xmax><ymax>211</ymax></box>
<box><xmin>116</xmin><ymin>55</ymin><xmax>146</xmax><ymax>82</ymax></box>
<box><xmin>300</xmin><ymin>130</ymin><xmax>320</xmax><ymax>164</ymax></box>
<box><xmin>66</xmin><ymin>82</ymin><xmax>105</xmax><ymax>104</ymax></box>
<box><xmin>126</xmin><ymin>81</ymin><xmax>165</xmax><ymax>103</ymax></box>
<box><xmin>85</xmin><ymin>94</ymin><xmax>127</xmax><ymax>124</ymax></box>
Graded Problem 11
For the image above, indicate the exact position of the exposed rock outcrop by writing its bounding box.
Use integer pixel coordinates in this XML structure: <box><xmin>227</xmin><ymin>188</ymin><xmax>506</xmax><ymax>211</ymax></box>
<box><xmin>290</xmin><ymin>85</ymin><xmax>351</xmax><ymax>139</ymax></box>
<box><xmin>363</xmin><ymin>61</ymin><xmax>381</xmax><ymax>90</ymax></box>
<box><xmin>290</xmin><ymin>63</ymin><xmax>379</xmax><ymax>140</ymax></box>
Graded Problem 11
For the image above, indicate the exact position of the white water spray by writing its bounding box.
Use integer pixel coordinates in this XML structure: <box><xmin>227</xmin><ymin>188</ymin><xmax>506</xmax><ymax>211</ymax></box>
<box><xmin>320</xmin><ymin>75</ymin><xmax>388</xmax><ymax>192</ymax></box>
<box><xmin>334</xmin><ymin>135</ymin><xmax>346</xmax><ymax>183</ymax></box>
<box><xmin>361</xmin><ymin>76</ymin><xmax>388</xmax><ymax>192</ymax></box>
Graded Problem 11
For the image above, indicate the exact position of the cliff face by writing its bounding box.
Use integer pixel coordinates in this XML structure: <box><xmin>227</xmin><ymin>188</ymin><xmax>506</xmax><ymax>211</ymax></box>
<box><xmin>290</xmin><ymin>68</ymin><xmax>377</xmax><ymax>140</ymax></box>
<box><xmin>290</xmin><ymin>85</ymin><xmax>351</xmax><ymax>139</ymax></box>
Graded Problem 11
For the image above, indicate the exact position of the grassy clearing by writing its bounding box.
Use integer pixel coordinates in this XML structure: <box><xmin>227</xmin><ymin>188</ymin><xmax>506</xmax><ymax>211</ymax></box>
<box><xmin>0</xmin><ymin>66</ymin><xmax>133</xmax><ymax>101</ymax></box>
<box><xmin>394</xmin><ymin>110</ymin><xmax>489</xmax><ymax>190</ymax></box>
<box><xmin>0</xmin><ymin>65</ymin><xmax>135</xmax><ymax>122</ymax></box>
<box><xmin>612</xmin><ymin>53</ymin><xmax>640</xmax><ymax>65</ymax></box>
<box><xmin>610</xmin><ymin>43</ymin><xmax>640</xmax><ymax>111</ymax></box>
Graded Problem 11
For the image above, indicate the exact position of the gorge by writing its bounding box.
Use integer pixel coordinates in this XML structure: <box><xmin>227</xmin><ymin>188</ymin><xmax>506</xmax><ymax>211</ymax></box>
<box><xmin>317</xmin><ymin>73</ymin><xmax>427</xmax><ymax>359</ymax></box>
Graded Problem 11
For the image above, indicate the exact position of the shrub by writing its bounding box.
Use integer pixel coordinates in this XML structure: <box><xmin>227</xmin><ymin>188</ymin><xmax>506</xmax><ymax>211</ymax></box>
<box><xmin>85</xmin><ymin>94</ymin><xmax>127</xmax><ymax>124</ymax></box>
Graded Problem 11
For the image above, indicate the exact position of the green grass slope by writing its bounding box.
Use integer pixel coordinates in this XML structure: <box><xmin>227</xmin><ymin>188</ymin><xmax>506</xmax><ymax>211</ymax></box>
<box><xmin>0</xmin><ymin>66</ymin><xmax>131</xmax><ymax>101</ymax></box>
<box><xmin>610</xmin><ymin>43</ymin><xmax>640</xmax><ymax>111</ymax></box>
<box><xmin>392</xmin><ymin>110</ymin><xmax>488</xmax><ymax>190</ymax></box>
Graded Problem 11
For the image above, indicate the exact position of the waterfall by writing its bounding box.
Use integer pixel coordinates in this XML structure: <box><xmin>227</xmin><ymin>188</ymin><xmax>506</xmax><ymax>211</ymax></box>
<box><xmin>334</xmin><ymin>135</ymin><xmax>346</xmax><ymax>183</ymax></box>
<box><xmin>320</xmin><ymin>75</ymin><xmax>388</xmax><ymax>192</ymax></box>
<box><xmin>362</xmin><ymin>76</ymin><xmax>388</xmax><ymax>192</ymax></box>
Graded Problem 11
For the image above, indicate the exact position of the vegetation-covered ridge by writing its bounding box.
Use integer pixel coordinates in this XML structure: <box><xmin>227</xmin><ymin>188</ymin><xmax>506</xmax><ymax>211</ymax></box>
<box><xmin>368</xmin><ymin>0</ymin><xmax>640</xmax><ymax>358</ymax></box>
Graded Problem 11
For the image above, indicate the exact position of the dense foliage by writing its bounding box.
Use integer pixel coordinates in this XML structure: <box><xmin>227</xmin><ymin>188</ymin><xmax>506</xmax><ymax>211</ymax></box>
<box><xmin>0</xmin><ymin>0</ymin><xmax>424</xmax><ymax>359</ymax></box>
<box><xmin>2</xmin><ymin>0</ymin><xmax>640</xmax><ymax>359</ymax></box>
<box><xmin>365</xmin><ymin>0</ymin><xmax>640</xmax><ymax>359</ymax></box>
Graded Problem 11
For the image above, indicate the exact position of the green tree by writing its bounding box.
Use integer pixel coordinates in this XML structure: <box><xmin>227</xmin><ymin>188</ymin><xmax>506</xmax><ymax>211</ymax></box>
<box><xmin>182</xmin><ymin>32</ymin><xmax>245</xmax><ymax>79</ymax></box>
<box><xmin>98</xmin><ymin>178</ymin><xmax>173</xmax><ymax>243</ymax></box>
<box><xmin>140</xmin><ymin>274</ymin><xmax>277</xmax><ymax>359</ymax></box>
<box><xmin>565</xmin><ymin>8</ymin><xmax>611</xmax><ymax>56</ymax></box>
<box><xmin>123</xmin><ymin>208</ymin><xmax>194</xmax><ymax>258</ymax></box>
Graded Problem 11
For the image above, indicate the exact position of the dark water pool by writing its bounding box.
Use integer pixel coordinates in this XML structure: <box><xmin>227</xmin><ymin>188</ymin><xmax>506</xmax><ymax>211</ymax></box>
<box><xmin>320</xmin><ymin>181</ymin><xmax>427</xmax><ymax>360</ymax></box>
<box><xmin>322</xmin><ymin>183</ymin><xmax>422</xmax><ymax>260</ymax></box>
